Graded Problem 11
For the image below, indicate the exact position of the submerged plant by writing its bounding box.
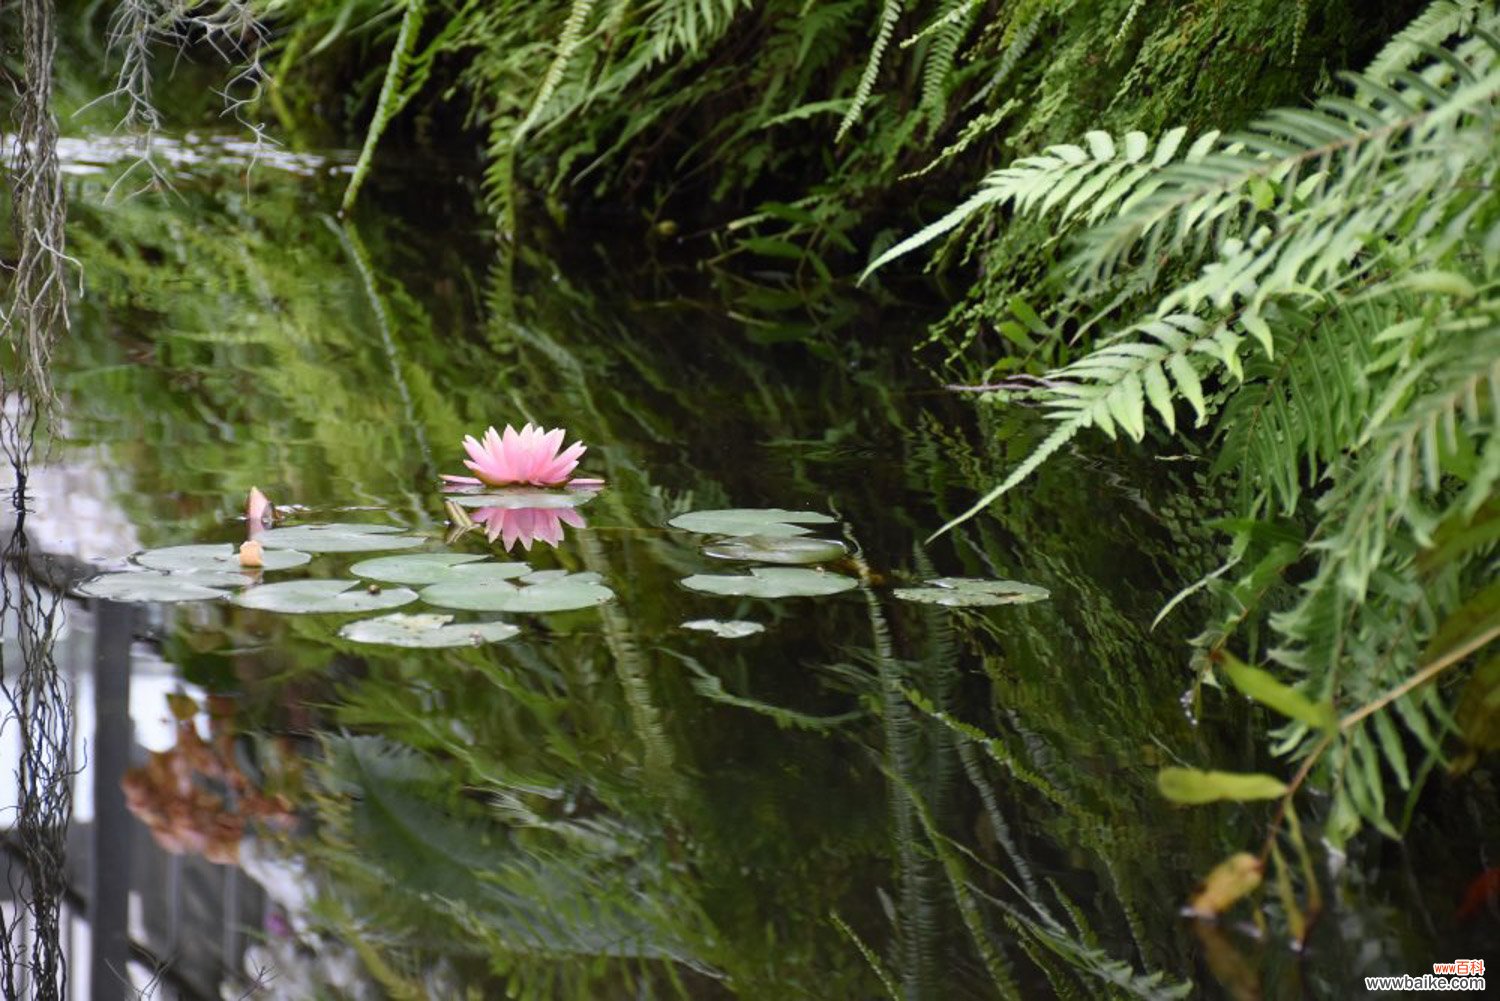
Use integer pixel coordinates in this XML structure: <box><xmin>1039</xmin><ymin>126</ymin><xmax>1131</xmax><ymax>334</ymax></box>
<box><xmin>442</xmin><ymin>423</ymin><xmax>589</xmax><ymax>488</ymax></box>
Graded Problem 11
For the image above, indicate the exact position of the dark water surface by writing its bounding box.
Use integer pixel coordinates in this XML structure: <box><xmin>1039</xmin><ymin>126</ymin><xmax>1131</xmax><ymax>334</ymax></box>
<box><xmin>3</xmin><ymin>134</ymin><xmax>1495</xmax><ymax>999</ymax></box>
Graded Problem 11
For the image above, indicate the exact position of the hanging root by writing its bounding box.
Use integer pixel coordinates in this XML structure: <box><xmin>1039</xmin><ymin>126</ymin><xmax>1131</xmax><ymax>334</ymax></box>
<box><xmin>1</xmin><ymin>0</ymin><xmax>73</xmax><ymax>999</ymax></box>
<box><xmin>4</xmin><ymin>0</ymin><xmax>69</xmax><ymax>426</ymax></box>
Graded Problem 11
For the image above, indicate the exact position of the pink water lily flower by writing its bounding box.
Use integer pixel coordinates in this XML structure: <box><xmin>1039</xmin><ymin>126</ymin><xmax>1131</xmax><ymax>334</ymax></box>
<box><xmin>471</xmin><ymin>505</ymin><xmax>586</xmax><ymax>552</ymax></box>
<box><xmin>441</xmin><ymin>423</ymin><xmax>589</xmax><ymax>487</ymax></box>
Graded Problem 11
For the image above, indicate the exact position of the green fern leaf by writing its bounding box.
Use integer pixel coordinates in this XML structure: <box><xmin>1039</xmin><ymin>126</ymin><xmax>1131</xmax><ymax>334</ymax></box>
<box><xmin>837</xmin><ymin>0</ymin><xmax>904</xmax><ymax>142</ymax></box>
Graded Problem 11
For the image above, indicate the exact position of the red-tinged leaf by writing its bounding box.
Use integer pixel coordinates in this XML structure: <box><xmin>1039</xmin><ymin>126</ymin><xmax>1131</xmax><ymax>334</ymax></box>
<box><xmin>1456</xmin><ymin>867</ymin><xmax>1500</xmax><ymax>923</ymax></box>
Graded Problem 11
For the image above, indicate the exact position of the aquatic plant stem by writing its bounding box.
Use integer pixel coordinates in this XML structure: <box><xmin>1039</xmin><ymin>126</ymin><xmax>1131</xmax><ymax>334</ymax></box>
<box><xmin>1337</xmin><ymin>624</ymin><xmax>1500</xmax><ymax>732</ymax></box>
<box><xmin>1257</xmin><ymin>622</ymin><xmax>1500</xmax><ymax>862</ymax></box>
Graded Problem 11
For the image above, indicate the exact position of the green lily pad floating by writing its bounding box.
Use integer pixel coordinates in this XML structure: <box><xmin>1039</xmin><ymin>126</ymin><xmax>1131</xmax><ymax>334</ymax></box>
<box><xmin>348</xmin><ymin>552</ymin><xmax>490</xmax><ymax>585</ymax></box>
<box><xmin>76</xmin><ymin>571</ymin><xmax>229</xmax><ymax>603</ymax></box>
<box><xmin>164</xmin><ymin>570</ymin><xmax>268</xmax><ymax>589</ymax></box>
<box><xmin>232</xmin><ymin>579</ymin><xmax>418</xmax><ymax>614</ymax></box>
<box><xmin>448</xmin><ymin>488</ymin><xmax>598</xmax><ymax>510</ymax></box>
<box><xmin>702</xmin><ymin>534</ymin><xmax>847</xmax><ymax>565</ymax></box>
<box><xmin>432</xmin><ymin>562</ymin><xmax>535</xmax><ymax>585</ymax></box>
<box><xmin>135</xmin><ymin>543</ymin><xmax>311</xmax><ymax>573</ymax></box>
<box><xmin>421</xmin><ymin>570</ymin><xmax>613</xmax><ymax>613</ymax></box>
<box><xmin>257</xmin><ymin>522</ymin><xmax>424</xmax><ymax>553</ymax></box>
<box><xmin>681</xmin><ymin>567</ymin><xmax>856</xmax><ymax>598</ymax></box>
<box><xmin>669</xmin><ymin>508</ymin><xmax>836</xmax><ymax>539</ymax></box>
<box><xmin>516</xmin><ymin>568</ymin><xmax>598</xmax><ymax>585</ymax></box>
<box><xmin>339</xmin><ymin>613</ymin><xmax>521</xmax><ymax>649</ymax></box>
<box><xmin>893</xmin><ymin>577</ymin><xmax>1051</xmax><ymax>607</ymax></box>
<box><xmin>682</xmin><ymin>618</ymin><xmax>765</xmax><ymax>639</ymax></box>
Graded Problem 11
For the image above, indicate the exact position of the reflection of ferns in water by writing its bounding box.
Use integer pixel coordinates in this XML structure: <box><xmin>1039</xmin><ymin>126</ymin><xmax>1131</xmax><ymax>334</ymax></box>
<box><xmin>314</xmin><ymin>735</ymin><xmax>714</xmax><ymax>991</ymax></box>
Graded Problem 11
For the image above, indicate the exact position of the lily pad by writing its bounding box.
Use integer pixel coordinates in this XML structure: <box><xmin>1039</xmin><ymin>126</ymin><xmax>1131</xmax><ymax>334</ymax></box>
<box><xmin>894</xmin><ymin>577</ymin><xmax>1050</xmax><ymax>607</ymax></box>
<box><xmin>517</xmin><ymin>569</ymin><xmax>602</xmax><ymax>586</ymax></box>
<box><xmin>340</xmin><ymin>613</ymin><xmax>521</xmax><ymax>649</ymax></box>
<box><xmin>434</xmin><ymin>562</ymin><xmax>535</xmax><ymax>584</ymax></box>
<box><xmin>135</xmin><ymin>543</ymin><xmax>312</xmax><ymax>573</ymax></box>
<box><xmin>702</xmin><ymin>534</ymin><xmax>847</xmax><ymax>565</ymax></box>
<box><xmin>76</xmin><ymin>571</ymin><xmax>230</xmax><ymax>603</ymax></box>
<box><xmin>448</xmin><ymin>488</ymin><xmax>599</xmax><ymax>510</ymax></box>
<box><xmin>349</xmin><ymin>553</ymin><xmax>490</xmax><ymax>585</ymax></box>
<box><xmin>682</xmin><ymin>619</ymin><xmax>765</xmax><ymax>639</ymax></box>
<box><xmin>681</xmin><ymin>567</ymin><xmax>856</xmax><ymax>598</ymax></box>
<box><xmin>421</xmin><ymin>570</ymin><xmax>614</xmax><ymax>613</ymax></box>
<box><xmin>164</xmin><ymin>570</ymin><xmax>268</xmax><ymax>589</ymax></box>
<box><xmin>669</xmin><ymin>508</ymin><xmax>836</xmax><ymax>538</ymax></box>
<box><xmin>257</xmin><ymin>522</ymin><xmax>424</xmax><ymax>553</ymax></box>
<box><xmin>232</xmin><ymin>579</ymin><xmax>419</xmax><ymax>614</ymax></box>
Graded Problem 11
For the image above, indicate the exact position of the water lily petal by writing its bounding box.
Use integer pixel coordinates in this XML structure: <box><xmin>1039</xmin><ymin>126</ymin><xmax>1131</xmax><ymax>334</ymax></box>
<box><xmin>462</xmin><ymin>434</ymin><xmax>490</xmax><ymax>468</ymax></box>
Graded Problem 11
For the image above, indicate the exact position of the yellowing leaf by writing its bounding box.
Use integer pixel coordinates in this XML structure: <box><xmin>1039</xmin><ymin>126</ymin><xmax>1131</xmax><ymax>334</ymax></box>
<box><xmin>1187</xmin><ymin>852</ymin><xmax>1264</xmax><ymax>918</ymax></box>
<box><xmin>1158</xmin><ymin>767</ymin><xmax>1288</xmax><ymax>804</ymax></box>
<box><xmin>1455</xmin><ymin>657</ymin><xmax>1500</xmax><ymax>752</ymax></box>
<box><xmin>1423</xmin><ymin>580</ymin><xmax>1500</xmax><ymax>664</ymax></box>
<box><xmin>165</xmin><ymin>692</ymin><xmax>199</xmax><ymax>722</ymax></box>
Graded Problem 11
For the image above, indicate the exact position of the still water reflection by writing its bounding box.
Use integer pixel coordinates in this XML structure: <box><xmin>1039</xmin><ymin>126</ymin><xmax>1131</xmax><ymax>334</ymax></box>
<box><xmin>2</xmin><ymin>135</ymin><xmax>1495</xmax><ymax>1000</ymax></box>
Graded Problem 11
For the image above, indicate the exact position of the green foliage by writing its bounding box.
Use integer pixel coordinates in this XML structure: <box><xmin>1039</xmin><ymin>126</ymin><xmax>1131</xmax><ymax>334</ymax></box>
<box><xmin>235</xmin><ymin>0</ymin><xmax>1413</xmax><ymax>342</ymax></box>
<box><xmin>871</xmin><ymin>4</ymin><xmax>1500</xmax><ymax>843</ymax></box>
<box><xmin>340</xmin><ymin>0</ymin><xmax>428</xmax><ymax>212</ymax></box>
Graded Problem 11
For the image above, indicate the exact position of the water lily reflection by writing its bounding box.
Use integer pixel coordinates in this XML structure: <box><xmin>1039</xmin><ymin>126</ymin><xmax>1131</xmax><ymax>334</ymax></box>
<box><xmin>471</xmin><ymin>505</ymin><xmax>586</xmax><ymax>552</ymax></box>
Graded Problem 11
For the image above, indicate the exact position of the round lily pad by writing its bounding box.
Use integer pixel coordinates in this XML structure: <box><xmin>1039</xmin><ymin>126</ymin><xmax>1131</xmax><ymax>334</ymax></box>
<box><xmin>448</xmin><ymin>488</ymin><xmax>598</xmax><ymax>510</ymax></box>
<box><xmin>76</xmin><ymin>571</ymin><xmax>229</xmax><ymax>604</ymax></box>
<box><xmin>894</xmin><ymin>577</ymin><xmax>1050</xmax><ymax>607</ymax></box>
<box><xmin>702</xmin><ymin>534</ymin><xmax>847</xmax><ymax>565</ymax></box>
<box><xmin>348</xmin><ymin>553</ymin><xmax>489</xmax><ymax>585</ymax></box>
<box><xmin>135</xmin><ymin>543</ymin><xmax>312</xmax><ymax>574</ymax></box>
<box><xmin>232</xmin><ymin>579</ymin><xmax>419</xmax><ymax>614</ymax></box>
<box><xmin>340</xmin><ymin>613</ymin><xmax>521</xmax><ymax>649</ymax></box>
<box><xmin>421</xmin><ymin>571</ymin><xmax>614</xmax><ymax>613</ymax></box>
<box><xmin>682</xmin><ymin>619</ymin><xmax>765</xmax><ymax>638</ymax></box>
<box><xmin>669</xmin><ymin>508</ymin><xmax>836</xmax><ymax>538</ymax></box>
<box><xmin>257</xmin><ymin>523</ymin><xmax>424</xmax><ymax>553</ymax></box>
<box><xmin>681</xmin><ymin>567</ymin><xmax>856</xmax><ymax>598</ymax></box>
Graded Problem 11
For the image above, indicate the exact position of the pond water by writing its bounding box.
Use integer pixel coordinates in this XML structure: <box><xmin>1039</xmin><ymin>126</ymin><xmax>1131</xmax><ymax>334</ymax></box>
<box><xmin>3</xmin><ymin>133</ymin><xmax>1496</xmax><ymax>999</ymax></box>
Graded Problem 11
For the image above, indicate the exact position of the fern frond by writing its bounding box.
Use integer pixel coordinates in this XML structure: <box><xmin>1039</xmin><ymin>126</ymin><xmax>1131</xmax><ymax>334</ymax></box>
<box><xmin>516</xmin><ymin>0</ymin><xmax>597</xmax><ymax>139</ymax></box>
<box><xmin>836</xmin><ymin>0</ymin><xmax>903</xmax><ymax>142</ymax></box>
<box><xmin>1366</xmin><ymin>0</ymin><xmax>1483</xmax><ymax>79</ymax></box>
<box><xmin>637</xmin><ymin>0</ymin><xmax>753</xmax><ymax>67</ymax></box>
<box><xmin>917</xmin><ymin>0</ymin><xmax>977</xmax><ymax>129</ymax></box>
<box><xmin>1003</xmin><ymin>908</ymin><xmax>1192</xmax><ymax>1000</ymax></box>
<box><xmin>1113</xmin><ymin>0</ymin><xmax>1147</xmax><ymax>46</ymax></box>
<box><xmin>863</xmin><ymin>125</ymin><xmax>1196</xmax><ymax>279</ymax></box>
<box><xmin>874</xmin><ymin>24</ymin><xmax>1499</xmax><ymax>297</ymax></box>
<box><xmin>1086</xmin><ymin>39</ymin><xmax>1499</xmax><ymax>287</ymax></box>
<box><xmin>966</xmin><ymin>12</ymin><xmax>1044</xmax><ymax>110</ymax></box>
<box><xmin>341</xmin><ymin>0</ymin><xmax>427</xmax><ymax>213</ymax></box>
<box><xmin>1212</xmin><ymin>303</ymin><xmax>1380</xmax><ymax>515</ymax></box>
<box><xmin>1328</xmin><ymin>326</ymin><xmax>1500</xmax><ymax>598</ymax></box>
